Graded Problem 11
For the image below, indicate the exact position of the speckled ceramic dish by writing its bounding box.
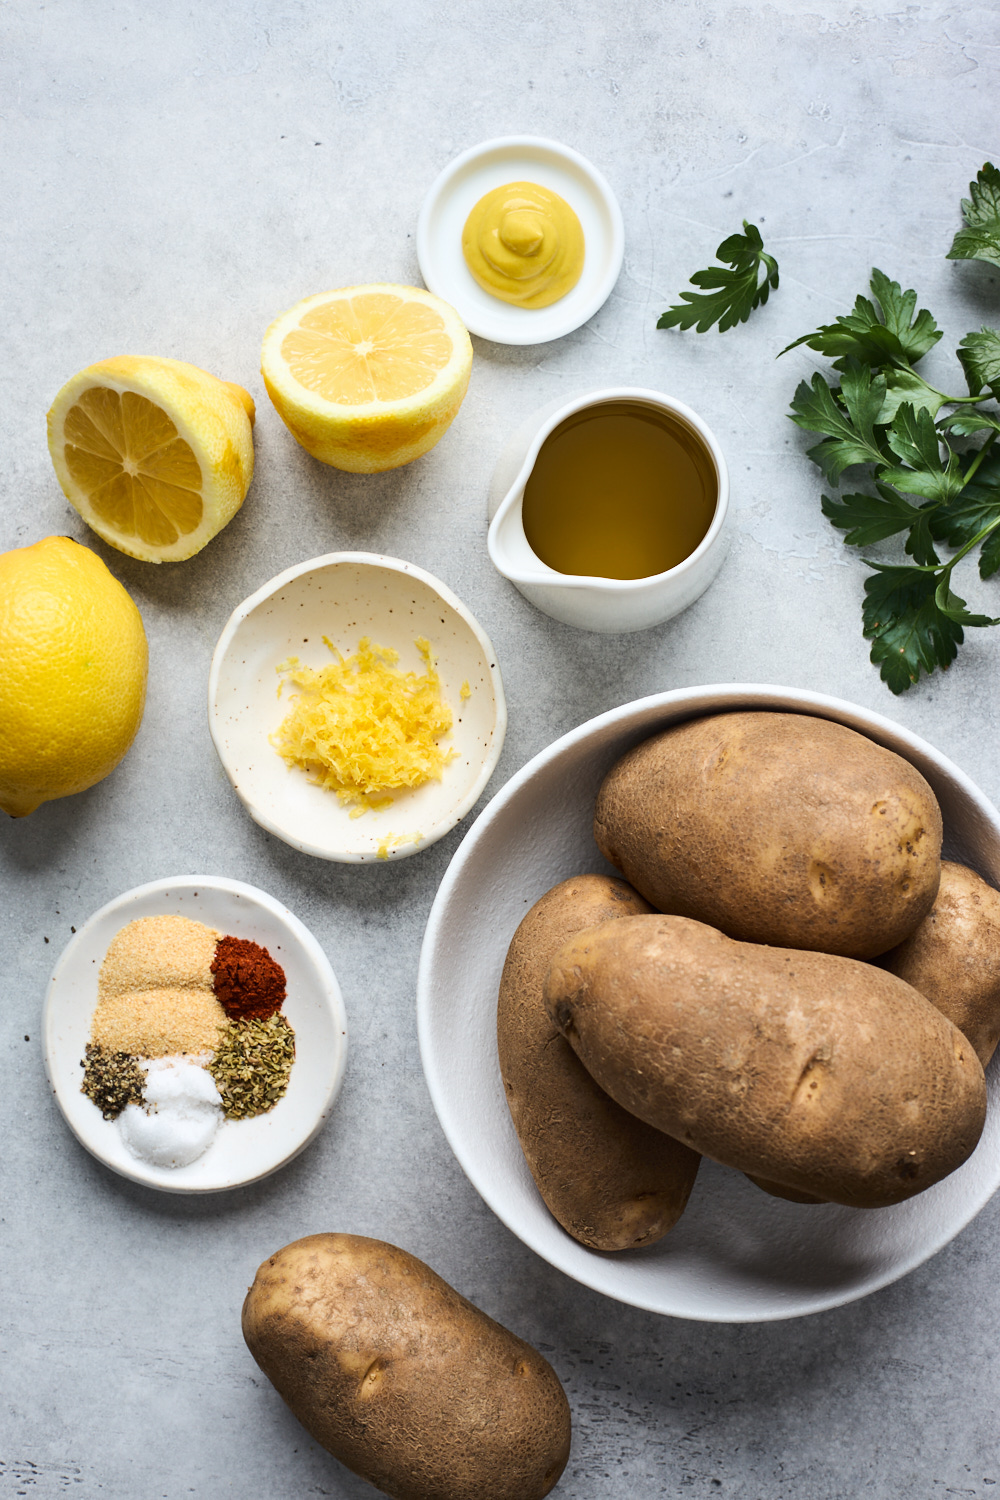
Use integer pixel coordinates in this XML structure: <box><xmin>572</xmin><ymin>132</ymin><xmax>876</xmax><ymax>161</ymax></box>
<box><xmin>417</xmin><ymin>135</ymin><xmax>624</xmax><ymax>345</ymax></box>
<box><xmin>43</xmin><ymin>876</ymin><xmax>348</xmax><ymax>1194</ymax></box>
<box><xmin>417</xmin><ymin>685</ymin><xmax>1000</xmax><ymax>1322</ymax></box>
<box><xmin>209</xmin><ymin>553</ymin><xmax>507</xmax><ymax>862</ymax></box>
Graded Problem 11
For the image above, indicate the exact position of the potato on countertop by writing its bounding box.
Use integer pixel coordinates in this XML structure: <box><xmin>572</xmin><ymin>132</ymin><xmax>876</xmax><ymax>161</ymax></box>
<box><xmin>544</xmin><ymin>914</ymin><xmax>986</xmax><ymax>1209</ymax></box>
<box><xmin>881</xmin><ymin>861</ymin><xmax>1000</xmax><ymax>1068</ymax></box>
<box><xmin>594</xmin><ymin>710</ymin><xmax>942</xmax><ymax>958</ymax></box>
<box><xmin>498</xmin><ymin>874</ymin><xmax>700</xmax><ymax>1251</ymax></box>
<box><xmin>242</xmin><ymin>1233</ymin><xmax>571</xmax><ymax>1500</ymax></box>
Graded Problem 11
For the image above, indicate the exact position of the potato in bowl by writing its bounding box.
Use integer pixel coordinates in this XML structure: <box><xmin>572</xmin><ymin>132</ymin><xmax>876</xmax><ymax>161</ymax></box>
<box><xmin>417</xmin><ymin>684</ymin><xmax>1000</xmax><ymax>1322</ymax></box>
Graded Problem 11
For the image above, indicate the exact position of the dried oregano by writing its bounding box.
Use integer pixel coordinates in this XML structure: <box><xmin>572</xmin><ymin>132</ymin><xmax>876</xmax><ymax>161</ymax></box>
<box><xmin>207</xmin><ymin>1014</ymin><xmax>295</xmax><ymax>1120</ymax></box>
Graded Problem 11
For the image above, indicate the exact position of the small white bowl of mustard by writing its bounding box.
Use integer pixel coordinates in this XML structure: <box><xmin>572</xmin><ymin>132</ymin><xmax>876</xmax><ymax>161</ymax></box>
<box><xmin>417</xmin><ymin>135</ymin><xmax>624</xmax><ymax>345</ymax></box>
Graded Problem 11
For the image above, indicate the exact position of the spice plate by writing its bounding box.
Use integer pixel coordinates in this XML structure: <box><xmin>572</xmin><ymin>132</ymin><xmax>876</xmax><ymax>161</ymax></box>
<box><xmin>417</xmin><ymin>135</ymin><xmax>624</xmax><ymax>345</ymax></box>
<box><xmin>418</xmin><ymin>685</ymin><xmax>1000</xmax><ymax>1322</ymax></box>
<box><xmin>208</xmin><ymin>553</ymin><xmax>507</xmax><ymax>862</ymax></box>
<box><xmin>43</xmin><ymin>876</ymin><xmax>348</xmax><ymax>1193</ymax></box>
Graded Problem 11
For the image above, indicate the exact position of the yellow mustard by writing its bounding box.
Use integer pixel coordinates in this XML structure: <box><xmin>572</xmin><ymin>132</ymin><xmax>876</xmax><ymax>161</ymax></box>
<box><xmin>462</xmin><ymin>181</ymin><xmax>585</xmax><ymax>309</ymax></box>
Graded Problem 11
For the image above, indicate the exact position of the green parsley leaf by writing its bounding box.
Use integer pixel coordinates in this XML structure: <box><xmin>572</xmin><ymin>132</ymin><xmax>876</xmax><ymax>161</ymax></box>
<box><xmin>820</xmin><ymin>485</ymin><xmax>925</xmax><ymax>549</ymax></box>
<box><xmin>934</xmin><ymin>577</ymin><xmax>999</xmax><ymax>629</ymax></box>
<box><xmin>788</xmin><ymin>363</ymin><xmax>887</xmax><ymax>482</ymax></box>
<box><xmin>878</xmin><ymin>367</ymin><xmax>946</xmax><ymax>423</ymax></box>
<box><xmin>656</xmin><ymin>221</ymin><xmax>778</xmax><ymax>334</ymax></box>
<box><xmin>957</xmin><ymin>329</ymin><xmax>1000</xmax><ymax>399</ymax></box>
<box><xmin>780</xmin><ymin>269</ymin><xmax>941</xmax><ymax>368</ymax></box>
<box><xmin>947</xmin><ymin>163</ymin><xmax>1000</xmax><ymax>270</ymax></box>
<box><xmin>879</xmin><ymin>403</ymin><xmax>965</xmax><ymax>504</ymax></box>
<box><xmin>929</xmin><ymin>452</ymin><xmax>1000</xmax><ymax>566</ymax></box>
<box><xmin>980</xmin><ymin>527</ymin><xmax>1000</xmax><ymax>580</ymax></box>
<box><xmin>937</xmin><ymin>408</ymin><xmax>1000</xmax><ymax>438</ymax></box>
<box><xmin>862</xmin><ymin>565</ymin><xmax>966</xmax><ymax>693</ymax></box>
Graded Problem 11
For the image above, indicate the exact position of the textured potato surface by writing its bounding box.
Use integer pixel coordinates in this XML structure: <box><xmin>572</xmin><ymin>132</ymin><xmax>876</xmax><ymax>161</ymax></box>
<box><xmin>498</xmin><ymin>874</ymin><xmax>700</xmax><ymax>1251</ymax></box>
<box><xmin>881</xmin><ymin>861</ymin><xmax>1000</xmax><ymax>1067</ymax></box>
<box><xmin>242</xmin><ymin>1234</ymin><xmax>571</xmax><ymax>1500</ymax></box>
<box><xmin>594</xmin><ymin>710</ymin><xmax>942</xmax><ymax>958</ymax></box>
<box><xmin>544</xmin><ymin>915</ymin><xmax>986</xmax><ymax>1208</ymax></box>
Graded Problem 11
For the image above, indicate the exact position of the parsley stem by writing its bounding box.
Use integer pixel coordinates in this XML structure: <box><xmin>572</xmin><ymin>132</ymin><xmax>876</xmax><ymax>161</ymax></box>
<box><xmin>946</xmin><ymin>510</ymin><xmax>1000</xmax><ymax>572</ymax></box>
<box><xmin>961</xmin><ymin>434</ymin><xmax>997</xmax><ymax>487</ymax></box>
<box><xmin>899</xmin><ymin>367</ymin><xmax>983</xmax><ymax>405</ymax></box>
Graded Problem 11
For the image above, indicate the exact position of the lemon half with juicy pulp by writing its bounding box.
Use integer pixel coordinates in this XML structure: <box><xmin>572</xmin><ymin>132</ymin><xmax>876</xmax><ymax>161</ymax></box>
<box><xmin>260</xmin><ymin>284</ymin><xmax>473</xmax><ymax>472</ymax></box>
<box><xmin>0</xmin><ymin>536</ymin><xmax>148</xmax><ymax>817</ymax></box>
<box><xmin>47</xmin><ymin>356</ymin><xmax>255</xmax><ymax>563</ymax></box>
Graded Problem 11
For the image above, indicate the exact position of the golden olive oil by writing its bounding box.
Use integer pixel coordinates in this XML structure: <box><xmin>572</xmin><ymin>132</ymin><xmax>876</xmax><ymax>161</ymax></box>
<box><xmin>521</xmin><ymin>400</ymin><xmax>718</xmax><ymax>579</ymax></box>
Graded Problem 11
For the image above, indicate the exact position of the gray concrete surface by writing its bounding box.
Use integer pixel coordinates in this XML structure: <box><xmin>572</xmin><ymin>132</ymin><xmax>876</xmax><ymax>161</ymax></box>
<box><xmin>3</xmin><ymin>2</ymin><xmax>1000</xmax><ymax>1495</ymax></box>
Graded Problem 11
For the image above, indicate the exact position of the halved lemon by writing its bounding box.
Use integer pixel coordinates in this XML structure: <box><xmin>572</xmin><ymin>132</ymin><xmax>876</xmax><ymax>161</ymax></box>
<box><xmin>47</xmin><ymin>356</ymin><xmax>255</xmax><ymax>563</ymax></box>
<box><xmin>261</xmin><ymin>284</ymin><xmax>473</xmax><ymax>473</ymax></box>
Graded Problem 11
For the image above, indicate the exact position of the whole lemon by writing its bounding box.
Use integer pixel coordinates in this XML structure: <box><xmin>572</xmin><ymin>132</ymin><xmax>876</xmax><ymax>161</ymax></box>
<box><xmin>0</xmin><ymin>536</ymin><xmax>148</xmax><ymax>817</ymax></box>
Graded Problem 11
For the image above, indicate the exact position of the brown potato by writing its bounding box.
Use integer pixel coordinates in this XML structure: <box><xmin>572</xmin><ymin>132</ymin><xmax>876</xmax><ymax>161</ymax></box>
<box><xmin>242</xmin><ymin>1234</ymin><xmax>571</xmax><ymax>1500</ymax></box>
<box><xmin>544</xmin><ymin>914</ymin><xmax>986</xmax><ymax>1209</ymax></box>
<box><xmin>498</xmin><ymin>874</ymin><xmax>700</xmax><ymax>1250</ymax></box>
<box><xmin>594</xmin><ymin>710</ymin><xmax>942</xmax><ymax>958</ymax></box>
<box><xmin>746</xmin><ymin>1174</ymin><xmax>824</xmax><ymax>1205</ymax></box>
<box><xmin>880</xmin><ymin>861</ymin><xmax>1000</xmax><ymax>1067</ymax></box>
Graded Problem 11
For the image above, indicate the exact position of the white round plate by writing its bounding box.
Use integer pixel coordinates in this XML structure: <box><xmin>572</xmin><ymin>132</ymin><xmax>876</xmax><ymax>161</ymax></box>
<box><xmin>43</xmin><ymin>876</ymin><xmax>348</xmax><ymax>1193</ymax></box>
<box><xmin>209</xmin><ymin>553</ymin><xmax>507</xmax><ymax>863</ymax></box>
<box><xmin>417</xmin><ymin>135</ymin><xmax>624</xmax><ymax>345</ymax></box>
<box><xmin>417</xmin><ymin>685</ymin><xmax>1000</xmax><ymax>1322</ymax></box>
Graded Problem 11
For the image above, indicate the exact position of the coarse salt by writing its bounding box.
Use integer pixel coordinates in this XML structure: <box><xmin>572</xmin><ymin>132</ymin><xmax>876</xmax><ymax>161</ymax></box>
<box><xmin>118</xmin><ymin>1055</ymin><xmax>223</xmax><ymax>1168</ymax></box>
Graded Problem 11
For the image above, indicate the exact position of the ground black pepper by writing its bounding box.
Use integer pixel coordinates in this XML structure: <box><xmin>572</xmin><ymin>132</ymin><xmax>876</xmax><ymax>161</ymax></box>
<box><xmin>80</xmin><ymin>1043</ymin><xmax>145</xmax><ymax>1119</ymax></box>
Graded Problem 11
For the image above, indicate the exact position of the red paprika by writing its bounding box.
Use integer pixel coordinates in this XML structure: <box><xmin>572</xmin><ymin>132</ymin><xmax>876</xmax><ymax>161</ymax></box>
<box><xmin>211</xmin><ymin>936</ymin><xmax>286</xmax><ymax>1021</ymax></box>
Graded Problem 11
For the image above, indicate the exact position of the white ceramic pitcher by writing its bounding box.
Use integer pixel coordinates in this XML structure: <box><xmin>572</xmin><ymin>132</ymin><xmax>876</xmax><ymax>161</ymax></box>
<box><xmin>487</xmin><ymin>386</ymin><xmax>729</xmax><ymax>633</ymax></box>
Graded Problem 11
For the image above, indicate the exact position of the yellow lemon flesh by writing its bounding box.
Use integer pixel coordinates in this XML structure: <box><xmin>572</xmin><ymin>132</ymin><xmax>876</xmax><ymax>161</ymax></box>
<box><xmin>260</xmin><ymin>284</ymin><xmax>473</xmax><ymax>473</ymax></box>
<box><xmin>0</xmin><ymin>536</ymin><xmax>148</xmax><ymax>817</ymax></box>
<box><xmin>47</xmin><ymin>356</ymin><xmax>255</xmax><ymax>563</ymax></box>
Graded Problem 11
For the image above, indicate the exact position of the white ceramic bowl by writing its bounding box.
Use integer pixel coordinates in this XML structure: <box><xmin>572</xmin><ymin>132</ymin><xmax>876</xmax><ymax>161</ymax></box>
<box><xmin>209</xmin><ymin>554</ymin><xmax>507</xmax><ymax>862</ymax></box>
<box><xmin>43</xmin><ymin>876</ymin><xmax>348</xmax><ymax>1194</ymax></box>
<box><xmin>417</xmin><ymin>685</ymin><xmax>1000</xmax><ymax>1322</ymax></box>
<box><xmin>417</xmin><ymin>135</ymin><xmax>624</xmax><ymax>345</ymax></box>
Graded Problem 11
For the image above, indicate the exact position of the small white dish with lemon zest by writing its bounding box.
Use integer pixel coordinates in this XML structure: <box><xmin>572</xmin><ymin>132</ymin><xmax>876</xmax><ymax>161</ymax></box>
<box><xmin>209</xmin><ymin>553</ymin><xmax>506</xmax><ymax>862</ymax></box>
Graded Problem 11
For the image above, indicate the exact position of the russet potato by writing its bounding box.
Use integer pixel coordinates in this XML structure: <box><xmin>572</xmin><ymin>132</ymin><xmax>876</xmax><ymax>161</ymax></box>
<box><xmin>242</xmin><ymin>1234</ymin><xmax>571</xmax><ymax>1500</ymax></box>
<box><xmin>881</xmin><ymin>860</ymin><xmax>1000</xmax><ymax>1068</ymax></box>
<box><xmin>543</xmin><ymin>914</ymin><xmax>986</xmax><ymax>1209</ymax></box>
<box><xmin>593</xmin><ymin>710</ymin><xmax>942</xmax><ymax>959</ymax></box>
<box><xmin>498</xmin><ymin>874</ymin><xmax>700</xmax><ymax>1251</ymax></box>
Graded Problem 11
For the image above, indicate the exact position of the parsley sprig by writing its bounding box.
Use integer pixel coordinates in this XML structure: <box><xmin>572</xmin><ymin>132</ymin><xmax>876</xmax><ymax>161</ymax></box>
<box><xmin>657</xmin><ymin>221</ymin><xmax>779</xmax><ymax>334</ymax></box>
<box><xmin>947</xmin><ymin>162</ymin><xmax>1000</xmax><ymax>271</ymax></box>
<box><xmin>783</xmin><ymin>252</ymin><xmax>1000</xmax><ymax>693</ymax></box>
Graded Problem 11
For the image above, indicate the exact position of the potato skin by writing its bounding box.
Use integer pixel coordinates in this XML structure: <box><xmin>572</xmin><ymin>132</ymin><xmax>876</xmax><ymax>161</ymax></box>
<box><xmin>498</xmin><ymin>875</ymin><xmax>700</xmax><ymax>1251</ymax></box>
<box><xmin>544</xmin><ymin>915</ymin><xmax>986</xmax><ymax>1209</ymax></box>
<box><xmin>594</xmin><ymin>711</ymin><xmax>942</xmax><ymax>959</ymax></box>
<box><xmin>881</xmin><ymin>861</ymin><xmax>1000</xmax><ymax>1068</ymax></box>
<box><xmin>242</xmin><ymin>1234</ymin><xmax>571</xmax><ymax>1500</ymax></box>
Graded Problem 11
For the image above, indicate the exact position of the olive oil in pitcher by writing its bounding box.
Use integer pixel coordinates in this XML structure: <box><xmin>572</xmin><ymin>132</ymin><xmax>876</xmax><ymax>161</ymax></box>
<box><xmin>520</xmin><ymin>400</ymin><xmax>718</xmax><ymax>580</ymax></box>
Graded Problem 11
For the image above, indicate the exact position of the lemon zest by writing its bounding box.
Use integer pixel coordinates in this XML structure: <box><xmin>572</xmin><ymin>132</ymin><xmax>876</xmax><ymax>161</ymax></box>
<box><xmin>376</xmin><ymin>830</ymin><xmax>425</xmax><ymax>860</ymax></box>
<box><xmin>272</xmin><ymin>636</ymin><xmax>455</xmax><ymax>813</ymax></box>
